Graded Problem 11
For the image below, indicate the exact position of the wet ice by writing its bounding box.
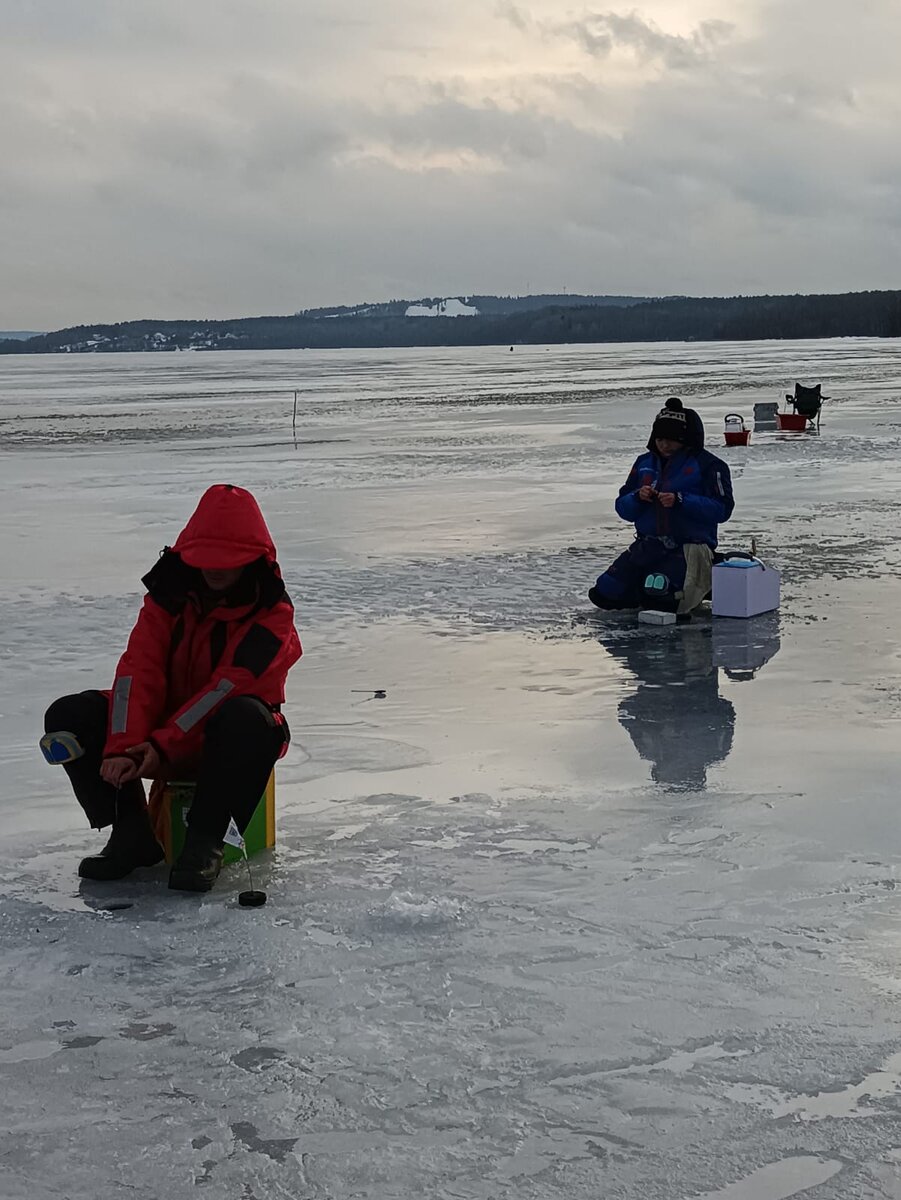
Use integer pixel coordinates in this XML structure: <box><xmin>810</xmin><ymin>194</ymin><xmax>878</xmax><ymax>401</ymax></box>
<box><xmin>3</xmin><ymin>342</ymin><xmax>901</xmax><ymax>1197</ymax></box>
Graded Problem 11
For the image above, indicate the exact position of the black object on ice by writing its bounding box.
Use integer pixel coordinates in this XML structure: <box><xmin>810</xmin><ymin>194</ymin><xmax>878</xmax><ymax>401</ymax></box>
<box><xmin>238</xmin><ymin>850</ymin><xmax>267</xmax><ymax>908</ymax></box>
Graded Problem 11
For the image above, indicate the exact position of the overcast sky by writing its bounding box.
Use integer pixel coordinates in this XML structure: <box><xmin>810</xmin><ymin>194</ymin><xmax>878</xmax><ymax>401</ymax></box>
<box><xmin>3</xmin><ymin>0</ymin><xmax>901</xmax><ymax>328</ymax></box>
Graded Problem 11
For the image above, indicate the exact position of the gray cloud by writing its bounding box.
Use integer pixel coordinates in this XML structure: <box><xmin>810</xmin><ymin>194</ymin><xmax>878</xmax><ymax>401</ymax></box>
<box><xmin>553</xmin><ymin>11</ymin><xmax>734</xmax><ymax>68</ymax></box>
<box><xmin>3</xmin><ymin>0</ymin><xmax>901</xmax><ymax>327</ymax></box>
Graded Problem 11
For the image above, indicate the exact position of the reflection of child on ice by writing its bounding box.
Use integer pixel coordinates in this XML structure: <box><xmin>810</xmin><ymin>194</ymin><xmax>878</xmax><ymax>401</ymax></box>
<box><xmin>43</xmin><ymin>485</ymin><xmax>302</xmax><ymax>893</ymax></box>
<box><xmin>589</xmin><ymin>399</ymin><xmax>734</xmax><ymax>614</ymax></box>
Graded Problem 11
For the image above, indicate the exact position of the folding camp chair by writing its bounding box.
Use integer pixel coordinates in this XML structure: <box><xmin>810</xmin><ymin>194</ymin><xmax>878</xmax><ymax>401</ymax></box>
<box><xmin>784</xmin><ymin>382</ymin><xmax>826</xmax><ymax>429</ymax></box>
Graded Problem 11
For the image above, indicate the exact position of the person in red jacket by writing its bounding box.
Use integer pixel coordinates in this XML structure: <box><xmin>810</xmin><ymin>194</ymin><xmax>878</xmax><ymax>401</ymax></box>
<box><xmin>42</xmin><ymin>485</ymin><xmax>302</xmax><ymax>892</ymax></box>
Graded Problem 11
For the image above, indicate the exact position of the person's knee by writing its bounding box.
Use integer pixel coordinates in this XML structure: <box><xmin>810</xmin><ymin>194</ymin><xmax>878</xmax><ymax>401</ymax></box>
<box><xmin>588</xmin><ymin>584</ymin><xmax>621</xmax><ymax>611</ymax></box>
<box><xmin>205</xmin><ymin>696</ymin><xmax>272</xmax><ymax>744</ymax></box>
<box><xmin>641</xmin><ymin>571</ymin><xmax>680</xmax><ymax>612</ymax></box>
<box><xmin>590</xmin><ymin>571</ymin><xmax>631</xmax><ymax>610</ymax></box>
<box><xmin>44</xmin><ymin>691</ymin><xmax>103</xmax><ymax>734</ymax></box>
<box><xmin>45</xmin><ymin>695</ymin><xmax>76</xmax><ymax>732</ymax></box>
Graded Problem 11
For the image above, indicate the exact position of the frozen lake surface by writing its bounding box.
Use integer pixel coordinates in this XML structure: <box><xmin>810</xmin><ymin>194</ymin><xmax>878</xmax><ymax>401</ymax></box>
<box><xmin>3</xmin><ymin>340</ymin><xmax>901</xmax><ymax>1198</ymax></box>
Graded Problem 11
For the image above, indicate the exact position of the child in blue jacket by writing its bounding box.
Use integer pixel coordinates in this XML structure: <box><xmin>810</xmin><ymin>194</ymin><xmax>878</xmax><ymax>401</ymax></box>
<box><xmin>589</xmin><ymin>399</ymin><xmax>734</xmax><ymax>612</ymax></box>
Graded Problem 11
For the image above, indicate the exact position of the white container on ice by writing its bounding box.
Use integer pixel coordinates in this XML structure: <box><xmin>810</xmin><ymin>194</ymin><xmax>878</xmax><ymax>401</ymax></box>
<box><xmin>712</xmin><ymin>559</ymin><xmax>780</xmax><ymax>619</ymax></box>
<box><xmin>638</xmin><ymin>609</ymin><xmax>677</xmax><ymax>626</ymax></box>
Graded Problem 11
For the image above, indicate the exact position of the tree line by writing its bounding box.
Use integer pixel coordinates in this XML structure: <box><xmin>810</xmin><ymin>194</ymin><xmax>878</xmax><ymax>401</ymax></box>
<box><xmin>4</xmin><ymin>289</ymin><xmax>901</xmax><ymax>354</ymax></box>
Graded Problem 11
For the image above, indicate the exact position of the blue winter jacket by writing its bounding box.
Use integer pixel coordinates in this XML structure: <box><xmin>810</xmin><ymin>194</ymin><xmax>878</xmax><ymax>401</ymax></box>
<box><xmin>615</xmin><ymin>429</ymin><xmax>734</xmax><ymax>549</ymax></box>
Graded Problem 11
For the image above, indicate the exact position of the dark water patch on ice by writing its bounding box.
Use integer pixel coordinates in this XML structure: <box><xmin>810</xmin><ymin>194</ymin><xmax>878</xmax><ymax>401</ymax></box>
<box><xmin>62</xmin><ymin>1035</ymin><xmax>104</xmax><ymax>1050</ymax></box>
<box><xmin>230</xmin><ymin>1121</ymin><xmax>298</xmax><ymax>1163</ymax></box>
<box><xmin>120</xmin><ymin>1021</ymin><xmax>175</xmax><ymax>1042</ymax></box>
<box><xmin>231</xmin><ymin>1047</ymin><xmax>287</xmax><ymax>1072</ymax></box>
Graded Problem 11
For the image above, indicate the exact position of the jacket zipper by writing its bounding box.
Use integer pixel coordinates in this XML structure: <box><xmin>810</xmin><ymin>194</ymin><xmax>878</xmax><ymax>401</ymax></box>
<box><xmin>656</xmin><ymin>458</ymin><xmax>669</xmax><ymax>536</ymax></box>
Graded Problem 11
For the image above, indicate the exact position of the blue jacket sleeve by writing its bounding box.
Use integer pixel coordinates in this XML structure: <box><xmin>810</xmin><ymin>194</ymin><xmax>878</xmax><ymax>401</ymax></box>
<box><xmin>680</xmin><ymin>458</ymin><xmax>734</xmax><ymax>525</ymax></box>
<box><xmin>615</xmin><ymin>459</ymin><xmax>645</xmax><ymax>522</ymax></box>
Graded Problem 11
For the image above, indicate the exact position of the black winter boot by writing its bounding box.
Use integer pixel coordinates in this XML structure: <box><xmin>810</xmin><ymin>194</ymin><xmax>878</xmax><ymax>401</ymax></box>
<box><xmin>78</xmin><ymin>807</ymin><xmax>163</xmax><ymax>881</ymax></box>
<box><xmin>168</xmin><ymin>828</ymin><xmax>224</xmax><ymax>893</ymax></box>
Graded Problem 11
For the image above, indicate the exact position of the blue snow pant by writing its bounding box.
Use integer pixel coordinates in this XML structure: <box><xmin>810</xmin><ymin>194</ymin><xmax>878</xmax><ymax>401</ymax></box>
<box><xmin>590</xmin><ymin>537</ymin><xmax>689</xmax><ymax>612</ymax></box>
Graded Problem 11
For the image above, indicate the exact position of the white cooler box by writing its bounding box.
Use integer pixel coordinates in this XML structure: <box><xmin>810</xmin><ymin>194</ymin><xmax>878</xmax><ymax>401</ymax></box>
<box><xmin>712</xmin><ymin>559</ymin><xmax>780</xmax><ymax>619</ymax></box>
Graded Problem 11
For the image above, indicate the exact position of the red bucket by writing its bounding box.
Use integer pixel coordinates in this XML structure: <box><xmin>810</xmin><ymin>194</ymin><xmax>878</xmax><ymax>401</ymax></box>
<box><xmin>724</xmin><ymin>430</ymin><xmax>751</xmax><ymax>446</ymax></box>
<box><xmin>776</xmin><ymin>412</ymin><xmax>808</xmax><ymax>432</ymax></box>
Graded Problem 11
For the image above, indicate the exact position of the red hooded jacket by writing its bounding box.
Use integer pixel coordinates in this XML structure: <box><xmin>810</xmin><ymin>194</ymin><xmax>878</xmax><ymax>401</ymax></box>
<box><xmin>104</xmin><ymin>485</ymin><xmax>302</xmax><ymax>768</ymax></box>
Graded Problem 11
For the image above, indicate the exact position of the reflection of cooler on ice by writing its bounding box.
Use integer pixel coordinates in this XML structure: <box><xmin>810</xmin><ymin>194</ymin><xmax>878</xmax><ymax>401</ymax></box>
<box><xmin>157</xmin><ymin>772</ymin><xmax>276</xmax><ymax>866</ymax></box>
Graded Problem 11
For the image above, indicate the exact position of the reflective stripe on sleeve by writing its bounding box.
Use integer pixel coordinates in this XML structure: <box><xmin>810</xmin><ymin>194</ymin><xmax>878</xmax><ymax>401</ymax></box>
<box><xmin>174</xmin><ymin>679</ymin><xmax>235</xmax><ymax>733</ymax></box>
<box><xmin>110</xmin><ymin>676</ymin><xmax>133</xmax><ymax>735</ymax></box>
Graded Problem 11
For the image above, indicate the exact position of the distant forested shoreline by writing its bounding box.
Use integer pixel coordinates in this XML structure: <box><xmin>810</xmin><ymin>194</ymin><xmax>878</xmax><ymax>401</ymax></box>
<box><xmin>4</xmin><ymin>289</ymin><xmax>900</xmax><ymax>354</ymax></box>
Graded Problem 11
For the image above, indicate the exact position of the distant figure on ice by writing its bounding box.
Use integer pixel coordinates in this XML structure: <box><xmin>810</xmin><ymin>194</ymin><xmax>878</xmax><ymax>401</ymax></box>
<box><xmin>588</xmin><ymin>399</ymin><xmax>734</xmax><ymax>614</ymax></box>
<box><xmin>42</xmin><ymin>485</ymin><xmax>302</xmax><ymax>892</ymax></box>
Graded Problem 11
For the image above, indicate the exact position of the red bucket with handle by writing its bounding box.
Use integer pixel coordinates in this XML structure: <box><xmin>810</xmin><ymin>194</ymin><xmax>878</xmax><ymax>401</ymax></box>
<box><xmin>724</xmin><ymin>413</ymin><xmax>751</xmax><ymax>446</ymax></box>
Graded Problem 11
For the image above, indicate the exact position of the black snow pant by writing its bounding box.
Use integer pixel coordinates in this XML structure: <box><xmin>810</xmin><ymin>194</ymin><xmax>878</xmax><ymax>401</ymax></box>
<box><xmin>590</xmin><ymin>538</ymin><xmax>690</xmax><ymax>613</ymax></box>
<box><xmin>44</xmin><ymin>691</ymin><xmax>289</xmax><ymax>842</ymax></box>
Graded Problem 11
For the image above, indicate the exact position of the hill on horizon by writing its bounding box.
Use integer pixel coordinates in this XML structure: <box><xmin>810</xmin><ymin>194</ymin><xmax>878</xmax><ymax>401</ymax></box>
<box><xmin>296</xmin><ymin>293</ymin><xmax>648</xmax><ymax>320</ymax></box>
<box><xmin>3</xmin><ymin>289</ymin><xmax>901</xmax><ymax>354</ymax></box>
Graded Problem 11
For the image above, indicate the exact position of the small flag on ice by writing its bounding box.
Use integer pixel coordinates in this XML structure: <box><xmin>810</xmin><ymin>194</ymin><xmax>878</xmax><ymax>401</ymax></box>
<box><xmin>223</xmin><ymin>818</ymin><xmax>245</xmax><ymax>852</ymax></box>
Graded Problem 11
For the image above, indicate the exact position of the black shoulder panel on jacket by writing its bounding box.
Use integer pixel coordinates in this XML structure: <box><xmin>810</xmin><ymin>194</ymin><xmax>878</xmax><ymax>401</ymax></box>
<box><xmin>233</xmin><ymin>623</ymin><xmax>283</xmax><ymax>678</ymax></box>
